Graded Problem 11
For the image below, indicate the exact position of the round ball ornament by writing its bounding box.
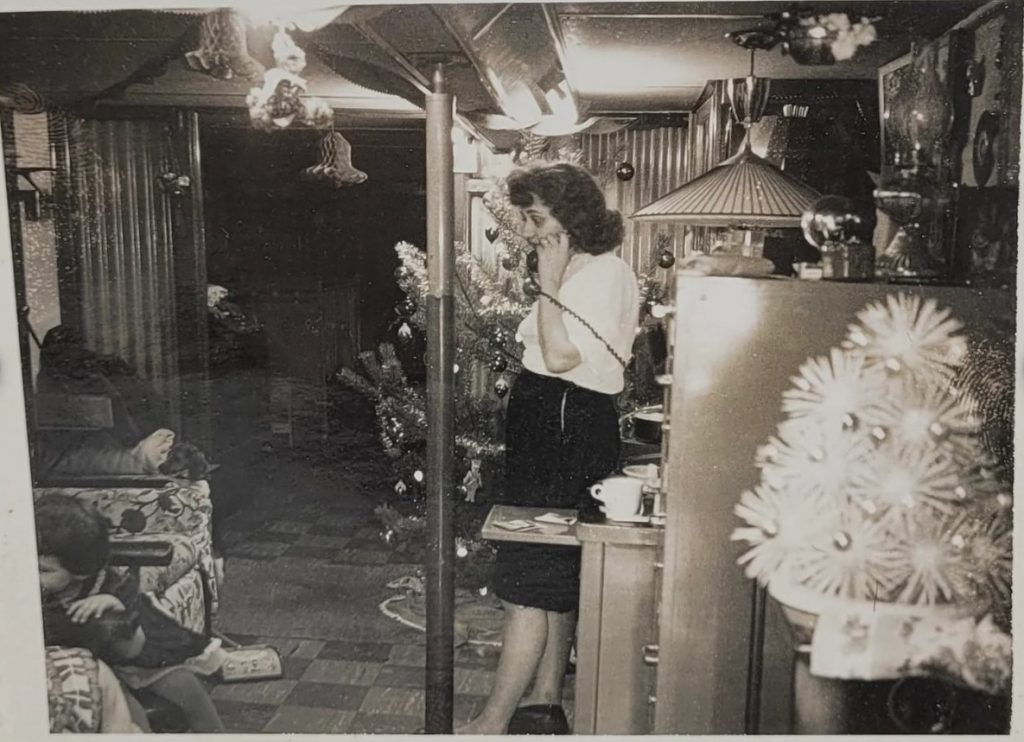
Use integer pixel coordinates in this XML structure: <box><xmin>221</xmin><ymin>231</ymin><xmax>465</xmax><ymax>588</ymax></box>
<box><xmin>494</xmin><ymin>377</ymin><xmax>510</xmax><ymax>398</ymax></box>
<box><xmin>489</xmin><ymin>326</ymin><xmax>509</xmax><ymax>345</ymax></box>
<box><xmin>523</xmin><ymin>276</ymin><xmax>541</xmax><ymax>298</ymax></box>
<box><xmin>801</xmin><ymin>195</ymin><xmax>877</xmax><ymax>249</ymax></box>
<box><xmin>658</xmin><ymin>250</ymin><xmax>676</xmax><ymax>269</ymax></box>
<box><xmin>501</xmin><ymin>253</ymin><xmax>520</xmax><ymax>271</ymax></box>
<box><xmin>395</xmin><ymin>298</ymin><xmax>416</xmax><ymax>318</ymax></box>
<box><xmin>489</xmin><ymin>354</ymin><xmax>508</xmax><ymax>372</ymax></box>
<box><xmin>615</xmin><ymin>162</ymin><xmax>636</xmax><ymax>182</ymax></box>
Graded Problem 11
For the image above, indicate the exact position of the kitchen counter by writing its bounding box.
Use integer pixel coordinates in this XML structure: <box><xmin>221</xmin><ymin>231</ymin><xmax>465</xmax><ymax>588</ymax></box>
<box><xmin>480</xmin><ymin>505</ymin><xmax>663</xmax><ymax>735</ymax></box>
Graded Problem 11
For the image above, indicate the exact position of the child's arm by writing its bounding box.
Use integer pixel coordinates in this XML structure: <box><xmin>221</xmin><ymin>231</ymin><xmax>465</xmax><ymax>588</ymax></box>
<box><xmin>66</xmin><ymin>594</ymin><xmax>126</xmax><ymax>623</ymax></box>
<box><xmin>65</xmin><ymin>594</ymin><xmax>146</xmax><ymax>661</ymax></box>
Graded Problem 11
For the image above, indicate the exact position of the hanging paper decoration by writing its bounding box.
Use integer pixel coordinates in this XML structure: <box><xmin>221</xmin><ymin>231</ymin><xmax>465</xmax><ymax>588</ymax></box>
<box><xmin>301</xmin><ymin>131</ymin><xmax>368</xmax><ymax>187</ymax></box>
<box><xmin>185</xmin><ymin>9</ymin><xmax>264</xmax><ymax>81</ymax></box>
<box><xmin>246</xmin><ymin>27</ymin><xmax>332</xmax><ymax>131</ymax></box>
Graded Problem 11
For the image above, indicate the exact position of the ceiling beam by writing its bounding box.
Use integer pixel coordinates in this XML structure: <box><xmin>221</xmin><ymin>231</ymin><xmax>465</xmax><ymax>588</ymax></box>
<box><xmin>429</xmin><ymin>5</ymin><xmax>506</xmax><ymax>114</ymax></box>
<box><xmin>471</xmin><ymin>4</ymin><xmax>514</xmax><ymax>42</ymax></box>
<box><xmin>540</xmin><ymin>4</ymin><xmax>582</xmax><ymax>118</ymax></box>
<box><xmin>349</xmin><ymin>17</ymin><xmax>499</xmax><ymax>152</ymax></box>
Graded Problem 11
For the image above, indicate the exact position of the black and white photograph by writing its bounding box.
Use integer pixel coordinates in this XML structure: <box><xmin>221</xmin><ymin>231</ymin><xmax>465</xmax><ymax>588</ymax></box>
<box><xmin>0</xmin><ymin>0</ymin><xmax>1018</xmax><ymax>738</ymax></box>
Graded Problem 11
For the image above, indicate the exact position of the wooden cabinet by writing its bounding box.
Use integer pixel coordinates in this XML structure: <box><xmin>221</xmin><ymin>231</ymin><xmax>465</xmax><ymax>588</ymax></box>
<box><xmin>574</xmin><ymin>522</ymin><xmax>662</xmax><ymax>735</ymax></box>
<box><xmin>480</xmin><ymin>506</ymin><xmax>663</xmax><ymax>735</ymax></box>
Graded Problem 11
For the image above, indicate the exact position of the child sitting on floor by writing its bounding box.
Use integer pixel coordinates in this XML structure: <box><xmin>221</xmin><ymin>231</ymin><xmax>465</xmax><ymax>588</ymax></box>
<box><xmin>35</xmin><ymin>493</ymin><xmax>225</xmax><ymax>733</ymax></box>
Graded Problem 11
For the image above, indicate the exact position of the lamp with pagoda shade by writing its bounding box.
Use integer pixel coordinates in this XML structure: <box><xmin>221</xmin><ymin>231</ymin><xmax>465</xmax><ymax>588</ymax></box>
<box><xmin>632</xmin><ymin>52</ymin><xmax>820</xmax><ymax>238</ymax></box>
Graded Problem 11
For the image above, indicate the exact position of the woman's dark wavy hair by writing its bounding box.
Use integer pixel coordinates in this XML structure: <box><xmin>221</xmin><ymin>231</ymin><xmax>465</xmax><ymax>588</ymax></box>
<box><xmin>35</xmin><ymin>493</ymin><xmax>110</xmax><ymax>576</ymax></box>
<box><xmin>507</xmin><ymin>162</ymin><xmax>624</xmax><ymax>254</ymax></box>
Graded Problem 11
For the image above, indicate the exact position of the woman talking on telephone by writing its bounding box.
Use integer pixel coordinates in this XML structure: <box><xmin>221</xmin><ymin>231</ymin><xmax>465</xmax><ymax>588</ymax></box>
<box><xmin>459</xmin><ymin>162</ymin><xmax>639</xmax><ymax>735</ymax></box>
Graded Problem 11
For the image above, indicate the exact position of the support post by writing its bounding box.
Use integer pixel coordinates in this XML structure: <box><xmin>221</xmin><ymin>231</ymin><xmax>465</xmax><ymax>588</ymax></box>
<box><xmin>424</xmin><ymin>63</ymin><xmax>456</xmax><ymax>734</ymax></box>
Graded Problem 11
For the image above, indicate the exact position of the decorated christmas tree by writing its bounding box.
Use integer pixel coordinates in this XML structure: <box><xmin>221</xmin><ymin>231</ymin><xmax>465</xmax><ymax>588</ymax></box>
<box><xmin>338</xmin><ymin>138</ymin><xmax>675</xmax><ymax>586</ymax></box>
<box><xmin>732</xmin><ymin>293</ymin><xmax>1013</xmax><ymax>626</ymax></box>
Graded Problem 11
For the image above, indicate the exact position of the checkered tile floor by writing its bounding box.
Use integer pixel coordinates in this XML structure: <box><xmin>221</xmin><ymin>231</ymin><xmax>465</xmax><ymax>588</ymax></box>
<box><xmin>208</xmin><ymin>457</ymin><xmax>574</xmax><ymax>734</ymax></box>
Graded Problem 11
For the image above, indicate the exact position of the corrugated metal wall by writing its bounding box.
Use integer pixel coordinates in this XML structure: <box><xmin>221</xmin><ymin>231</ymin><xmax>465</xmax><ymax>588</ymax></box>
<box><xmin>65</xmin><ymin>117</ymin><xmax>181</xmax><ymax>416</ymax></box>
<box><xmin>581</xmin><ymin>125</ymin><xmax>690</xmax><ymax>272</ymax></box>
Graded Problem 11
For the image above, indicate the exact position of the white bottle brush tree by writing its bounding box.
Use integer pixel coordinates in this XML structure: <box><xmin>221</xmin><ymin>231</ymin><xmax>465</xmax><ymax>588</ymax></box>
<box><xmin>732</xmin><ymin>294</ymin><xmax>1012</xmax><ymax>623</ymax></box>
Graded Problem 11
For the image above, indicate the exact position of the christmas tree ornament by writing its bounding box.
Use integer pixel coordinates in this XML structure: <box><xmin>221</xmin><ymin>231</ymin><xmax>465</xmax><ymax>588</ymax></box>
<box><xmin>494</xmin><ymin>377</ymin><xmax>510</xmax><ymax>398</ymax></box>
<box><xmin>397</xmin><ymin>322</ymin><xmax>413</xmax><ymax>341</ymax></box>
<box><xmin>413</xmin><ymin>469</ymin><xmax>424</xmax><ymax>483</ymax></box>
<box><xmin>658</xmin><ymin>250</ymin><xmax>676</xmax><ymax>269</ymax></box>
<box><xmin>526</xmin><ymin>250</ymin><xmax>539</xmax><ymax>273</ymax></box>
<box><xmin>301</xmin><ymin>131</ymin><xmax>368</xmax><ymax>187</ymax></box>
<box><xmin>462</xmin><ymin>459</ymin><xmax>483</xmax><ymax>503</ymax></box>
<box><xmin>615</xmin><ymin>161</ymin><xmax>636</xmax><ymax>181</ymax></box>
<box><xmin>523</xmin><ymin>276</ymin><xmax>541</xmax><ymax>298</ymax></box>
<box><xmin>501</xmin><ymin>254</ymin><xmax>519</xmax><ymax>271</ymax></box>
<box><xmin>488</xmin><ymin>354</ymin><xmax>508</xmax><ymax>372</ymax></box>
<box><xmin>185</xmin><ymin>8</ymin><xmax>265</xmax><ymax>81</ymax></box>
<box><xmin>800</xmin><ymin>194</ymin><xmax>877</xmax><ymax>249</ymax></box>
<box><xmin>395</xmin><ymin>298</ymin><xmax>416</xmax><ymax>318</ymax></box>
<box><xmin>394</xmin><ymin>480</ymin><xmax>407</xmax><ymax>495</ymax></box>
<box><xmin>485</xmin><ymin>227</ymin><xmax>499</xmax><ymax>243</ymax></box>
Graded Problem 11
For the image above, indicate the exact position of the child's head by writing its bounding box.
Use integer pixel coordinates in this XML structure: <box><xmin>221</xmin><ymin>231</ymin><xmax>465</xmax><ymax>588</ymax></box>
<box><xmin>34</xmin><ymin>494</ymin><xmax>109</xmax><ymax>596</ymax></box>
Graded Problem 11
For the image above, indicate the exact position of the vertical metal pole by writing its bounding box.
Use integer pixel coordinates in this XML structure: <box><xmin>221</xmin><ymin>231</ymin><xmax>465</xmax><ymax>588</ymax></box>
<box><xmin>424</xmin><ymin>63</ymin><xmax>455</xmax><ymax>734</ymax></box>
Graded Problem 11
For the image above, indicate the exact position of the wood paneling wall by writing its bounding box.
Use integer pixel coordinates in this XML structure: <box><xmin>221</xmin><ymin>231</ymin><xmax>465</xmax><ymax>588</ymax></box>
<box><xmin>64</xmin><ymin>117</ymin><xmax>182</xmax><ymax>425</ymax></box>
<box><xmin>581</xmin><ymin>125</ymin><xmax>690</xmax><ymax>272</ymax></box>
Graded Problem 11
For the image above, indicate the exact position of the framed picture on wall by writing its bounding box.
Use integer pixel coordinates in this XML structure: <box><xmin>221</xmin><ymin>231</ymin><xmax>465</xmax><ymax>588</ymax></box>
<box><xmin>952</xmin><ymin>186</ymin><xmax>1018</xmax><ymax>288</ymax></box>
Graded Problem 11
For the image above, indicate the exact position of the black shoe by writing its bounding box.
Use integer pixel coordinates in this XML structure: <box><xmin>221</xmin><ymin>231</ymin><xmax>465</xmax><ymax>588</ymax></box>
<box><xmin>507</xmin><ymin>705</ymin><xmax>570</xmax><ymax>735</ymax></box>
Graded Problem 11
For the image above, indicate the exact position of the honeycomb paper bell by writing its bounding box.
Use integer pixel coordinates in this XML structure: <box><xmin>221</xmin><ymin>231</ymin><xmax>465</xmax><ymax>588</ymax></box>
<box><xmin>301</xmin><ymin>132</ymin><xmax>368</xmax><ymax>187</ymax></box>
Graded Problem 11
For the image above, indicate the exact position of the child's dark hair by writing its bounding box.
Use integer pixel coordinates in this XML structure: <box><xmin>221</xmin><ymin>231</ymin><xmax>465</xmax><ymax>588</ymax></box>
<box><xmin>34</xmin><ymin>494</ymin><xmax>109</xmax><ymax>576</ymax></box>
<box><xmin>507</xmin><ymin>162</ymin><xmax>624</xmax><ymax>254</ymax></box>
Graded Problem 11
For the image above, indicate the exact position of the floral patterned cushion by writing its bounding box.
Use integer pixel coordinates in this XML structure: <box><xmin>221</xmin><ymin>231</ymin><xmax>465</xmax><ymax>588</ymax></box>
<box><xmin>150</xmin><ymin>568</ymin><xmax>207</xmax><ymax>634</ymax></box>
<box><xmin>46</xmin><ymin>646</ymin><xmax>101</xmax><ymax>733</ymax></box>
<box><xmin>34</xmin><ymin>480</ymin><xmax>218</xmax><ymax>626</ymax></box>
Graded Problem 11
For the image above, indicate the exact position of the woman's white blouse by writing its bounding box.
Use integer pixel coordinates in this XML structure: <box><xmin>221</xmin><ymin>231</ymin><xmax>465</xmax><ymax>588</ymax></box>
<box><xmin>518</xmin><ymin>251</ymin><xmax>640</xmax><ymax>394</ymax></box>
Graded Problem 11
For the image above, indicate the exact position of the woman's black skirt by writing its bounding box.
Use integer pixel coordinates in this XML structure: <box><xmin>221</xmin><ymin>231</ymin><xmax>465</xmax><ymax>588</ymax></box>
<box><xmin>492</xmin><ymin>369</ymin><xmax>620</xmax><ymax>612</ymax></box>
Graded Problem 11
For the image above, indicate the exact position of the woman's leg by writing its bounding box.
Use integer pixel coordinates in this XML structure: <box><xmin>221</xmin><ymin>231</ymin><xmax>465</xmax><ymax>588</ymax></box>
<box><xmin>147</xmin><ymin>668</ymin><xmax>224</xmax><ymax>732</ymax></box>
<box><xmin>521</xmin><ymin>609</ymin><xmax>576</xmax><ymax>706</ymax></box>
<box><xmin>457</xmin><ymin>601</ymin><xmax>549</xmax><ymax>735</ymax></box>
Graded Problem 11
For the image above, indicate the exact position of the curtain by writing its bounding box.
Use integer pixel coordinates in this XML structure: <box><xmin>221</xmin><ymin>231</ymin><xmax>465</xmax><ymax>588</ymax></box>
<box><xmin>64</xmin><ymin>116</ymin><xmax>181</xmax><ymax>422</ymax></box>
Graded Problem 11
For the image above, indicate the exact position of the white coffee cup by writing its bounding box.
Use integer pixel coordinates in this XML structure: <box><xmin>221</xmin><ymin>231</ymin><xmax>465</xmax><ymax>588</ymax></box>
<box><xmin>589</xmin><ymin>476</ymin><xmax>645</xmax><ymax>520</ymax></box>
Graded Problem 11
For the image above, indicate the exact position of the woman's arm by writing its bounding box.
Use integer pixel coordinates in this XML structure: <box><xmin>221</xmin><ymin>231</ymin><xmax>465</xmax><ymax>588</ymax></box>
<box><xmin>536</xmin><ymin>233</ymin><xmax>583</xmax><ymax>373</ymax></box>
